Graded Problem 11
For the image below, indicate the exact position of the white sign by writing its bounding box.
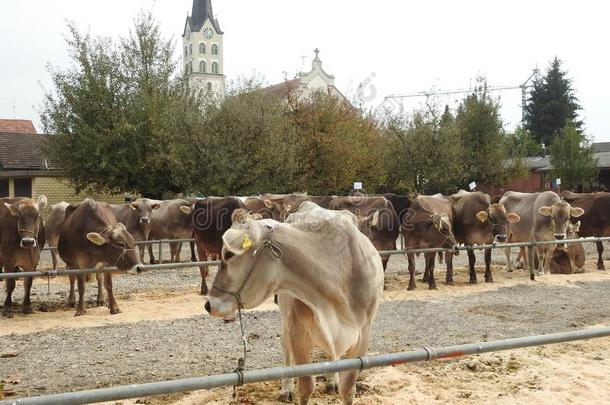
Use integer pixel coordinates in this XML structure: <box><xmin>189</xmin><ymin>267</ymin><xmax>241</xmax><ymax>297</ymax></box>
<box><xmin>556</xmin><ymin>178</ymin><xmax>562</xmax><ymax>186</ymax></box>
<box><xmin>353</xmin><ymin>182</ymin><xmax>363</xmax><ymax>190</ymax></box>
<box><xmin>469</xmin><ymin>181</ymin><xmax>477</xmax><ymax>191</ymax></box>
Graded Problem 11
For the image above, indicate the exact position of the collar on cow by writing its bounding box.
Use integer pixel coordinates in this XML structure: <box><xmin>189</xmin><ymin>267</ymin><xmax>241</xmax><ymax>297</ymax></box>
<box><xmin>16</xmin><ymin>217</ymin><xmax>40</xmax><ymax>247</ymax></box>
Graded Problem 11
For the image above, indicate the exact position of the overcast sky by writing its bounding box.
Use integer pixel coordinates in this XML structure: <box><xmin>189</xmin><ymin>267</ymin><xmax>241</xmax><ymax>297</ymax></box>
<box><xmin>1</xmin><ymin>0</ymin><xmax>608</xmax><ymax>140</ymax></box>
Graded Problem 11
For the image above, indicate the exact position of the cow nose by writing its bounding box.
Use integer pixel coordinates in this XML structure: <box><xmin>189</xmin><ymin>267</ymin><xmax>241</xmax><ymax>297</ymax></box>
<box><xmin>20</xmin><ymin>238</ymin><xmax>36</xmax><ymax>248</ymax></box>
<box><xmin>496</xmin><ymin>235</ymin><xmax>507</xmax><ymax>243</ymax></box>
<box><xmin>555</xmin><ymin>234</ymin><xmax>566</xmax><ymax>240</ymax></box>
<box><xmin>204</xmin><ymin>301</ymin><xmax>211</xmax><ymax>314</ymax></box>
<box><xmin>140</xmin><ymin>217</ymin><xmax>150</xmax><ymax>224</ymax></box>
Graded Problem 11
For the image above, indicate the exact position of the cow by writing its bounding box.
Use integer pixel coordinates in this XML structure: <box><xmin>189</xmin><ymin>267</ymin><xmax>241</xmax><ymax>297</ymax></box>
<box><xmin>148</xmin><ymin>199</ymin><xmax>196</xmax><ymax>264</ymax></box>
<box><xmin>192</xmin><ymin>196</ymin><xmax>246</xmax><ymax>295</ymax></box>
<box><xmin>450</xmin><ymin>191</ymin><xmax>520</xmax><ymax>284</ymax></box>
<box><xmin>550</xmin><ymin>221</ymin><xmax>585</xmax><ymax>274</ymax></box>
<box><xmin>0</xmin><ymin>196</ymin><xmax>47</xmax><ymax>318</ymax></box>
<box><xmin>45</xmin><ymin>201</ymin><xmax>69</xmax><ymax>270</ymax></box>
<box><xmin>205</xmin><ymin>202</ymin><xmax>383</xmax><ymax>405</ymax></box>
<box><xmin>111</xmin><ymin>198</ymin><xmax>160</xmax><ymax>262</ymax></box>
<box><xmin>308</xmin><ymin>195</ymin><xmax>333</xmax><ymax>209</ymax></box>
<box><xmin>561</xmin><ymin>191</ymin><xmax>610</xmax><ymax>270</ymax></box>
<box><xmin>58</xmin><ymin>199</ymin><xmax>141</xmax><ymax>316</ymax></box>
<box><xmin>500</xmin><ymin>191</ymin><xmax>584</xmax><ymax>275</ymax></box>
<box><xmin>258</xmin><ymin>193</ymin><xmax>311</xmax><ymax>221</ymax></box>
<box><xmin>379</xmin><ymin>193</ymin><xmax>412</xmax><ymax>225</ymax></box>
<box><xmin>402</xmin><ymin>194</ymin><xmax>458</xmax><ymax>290</ymax></box>
<box><xmin>328</xmin><ymin>195</ymin><xmax>400</xmax><ymax>274</ymax></box>
<box><xmin>243</xmin><ymin>197</ymin><xmax>273</xmax><ymax>219</ymax></box>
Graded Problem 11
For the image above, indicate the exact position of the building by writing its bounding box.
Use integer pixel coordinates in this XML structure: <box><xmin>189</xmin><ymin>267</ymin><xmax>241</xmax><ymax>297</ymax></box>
<box><xmin>0</xmin><ymin>132</ymin><xmax>122</xmax><ymax>206</ymax></box>
<box><xmin>264</xmin><ymin>49</ymin><xmax>347</xmax><ymax>101</ymax></box>
<box><xmin>182</xmin><ymin>0</ymin><xmax>225</xmax><ymax>98</ymax></box>
<box><xmin>0</xmin><ymin>119</ymin><xmax>37</xmax><ymax>134</ymax></box>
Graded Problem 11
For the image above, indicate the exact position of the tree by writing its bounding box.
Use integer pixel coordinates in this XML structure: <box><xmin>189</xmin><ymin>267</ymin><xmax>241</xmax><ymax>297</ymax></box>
<box><xmin>42</xmin><ymin>12</ymin><xmax>195</xmax><ymax>198</ymax></box>
<box><xmin>549</xmin><ymin>122</ymin><xmax>598</xmax><ymax>191</ymax></box>
<box><xmin>455</xmin><ymin>79</ymin><xmax>519</xmax><ymax>186</ymax></box>
<box><xmin>505</xmin><ymin>126</ymin><xmax>543</xmax><ymax>158</ymax></box>
<box><xmin>524</xmin><ymin>57</ymin><xmax>582</xmax><ymax>146</ymax></box>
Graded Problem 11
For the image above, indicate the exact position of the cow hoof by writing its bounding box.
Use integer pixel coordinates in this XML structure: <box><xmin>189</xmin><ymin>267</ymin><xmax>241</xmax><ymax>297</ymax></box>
<box><xmin>22</xmin><ymin>306</ymin><xmax>34</xmax><ymax>315</ymax></box>
<box><xmin>407</xmin><ymin>284</ymin><xmax>416</xmax><ymax>291</ymax></box>
<box><xmin>469</xmin><ymin>279</ymin><xmax>478</xmax><ymax>285</ymax></box>
<box><xmin>74</xmin><ymin>310</ymin><xmax>87</xmax><ymax>317</ymax></box>
<box><xmin>110</xmin><ymin>308</ymin><xmax>121</xmax><ymax>315</ymax></box>
<box><xmin>68</xmin><ymin>299</ymin><xmax>76</xmax><ymax>308</ymax></box>
<box><xmin>200</xmin><ymin>286</ymin><xmax>209</xmax><ymax>295</ymax></box>
<box><xmin>598</xmin><ymin>264</ymin><xmax>606</xmax><ymax>271</ymax></box>
<box><xmin>2</xmin><ymin>308</ymin><xmax>13</xmax><ymax>318</ymax></box>
<box><xmin>428</xmin><ymin>285</ymin><xmax>437</xmax><ymax>290</ymax></box>
<box><xmin>278</xmin><ymin>391</ymin><xmax>293</xmax><ymax>402</ymax></box>
<box><xmin>485</xmin><ymin>277</ymin><xmax>494</xmax><ymax>283</ymax></box>
<box><xmin>96</xmin><ymin>300</ymin><xmax>105</xmax><ymax>307</ymax></box>
<box><xmin>445</xmin><ymin>280</ymin><xmax>454</xmax><ymax>286</ymax></box>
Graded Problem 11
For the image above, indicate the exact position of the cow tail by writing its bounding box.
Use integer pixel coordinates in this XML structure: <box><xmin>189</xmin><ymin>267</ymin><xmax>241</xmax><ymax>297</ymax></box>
<box><xmin>437</xmin><ymin>252</ymin><xmax>444</xmax><ymax>263</ymax></box>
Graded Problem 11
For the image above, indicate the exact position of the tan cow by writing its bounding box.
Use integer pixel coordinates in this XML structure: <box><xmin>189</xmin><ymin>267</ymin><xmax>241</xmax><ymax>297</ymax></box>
<box><xmin>550</xmin><ymin>221</ymin><xmax>585</xmax><ymax>274</ymax></box>
<box><xmin>111</xmin><ymin>198</ymin><xmax>161</xmax><ymax>262</ymax></box>
<box><xmin>205</xmin><ymin>202</ymin><xmax>383</xmax><ymax>405</ymax></box>
<box><xmin>500</xmin><ymin>191</ymin><xmax>584</xmax><ymax>275</ymax></box>
<box><xmin>45</xmin><ymin>201</ymin><xmax>69</xmax><ymax>270</ymax></box>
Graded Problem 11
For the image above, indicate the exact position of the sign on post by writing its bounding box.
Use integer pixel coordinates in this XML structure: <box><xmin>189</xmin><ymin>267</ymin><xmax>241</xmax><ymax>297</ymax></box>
<box><xmin>469</xmin><ymin>181</ymin><xmax>477</xmax><ymax>191</ymax></box>
<box><xmin>353</xmin><ymin>182</ymin><xmax>363</xmax><ymax>190</ymax></box>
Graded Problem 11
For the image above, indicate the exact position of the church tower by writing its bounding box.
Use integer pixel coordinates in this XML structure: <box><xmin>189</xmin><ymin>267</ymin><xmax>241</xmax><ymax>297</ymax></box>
<box><xmin>182</xmin><ymin>0</ymin><xmax>225</xmax><ymax>98</ymax></box>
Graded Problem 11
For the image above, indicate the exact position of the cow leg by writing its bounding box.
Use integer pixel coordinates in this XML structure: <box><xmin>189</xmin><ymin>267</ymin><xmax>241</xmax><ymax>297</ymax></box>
<box><xmin>138</xmin><ymin>243</ymin><xmax>145</xmax><ymax>263</ymax></box>
<box><xmin>535</xmin><ymin>246</ymin><xmax>546</xmax><ymax>275</ymax></box>
<box><xmin>484</xmin><ymin>248</ymin><xmax>493</xmax><ymax>283</ymax></box>
<box><xmin>279</xmin><ymin>326</ymin><xmax>295</xmax><ymax>402</ymax></box>
<box><xmin>407</xmin><ymin>253</ymin><xmax>417</xmax><ymax>290</ymax></box>
<box><xmin>104</xmin><ymin>273</ymin><xmax>121</xmax><ymax>315</ymax></box>
<box><xmin>597</xmin><ymin>241</ymin><xmax>605</xmax><ymax>270</ymax></box>
<box><xmin>148</xmin><ymin>244</ymin><xmax>157</xmax><ymax>264</ymax></box>
<box><xmin>190</xmin><ymin>240</ymin><xmax>197</xmax><ymax>262</ymax></box>
<box><xmin>505</xmin><ymin>246</ymin><xmax>513</xmax><ymax>272</ymax></box>
<box><xmin>75</xmin><ymin>274</ymin><xmax>87</xmax><ymax>317</ymax></box>
<box><xmin>96</xmin><ymin>272</ymin><xmax>105</xmax><ymax>306</ymax></box>
<box><xmin>196</xmin><ymin>242</ymin><xmax>209</xmax><ymax>295</ymax></box>
<box><xmin>22</xmin><ymin>276</ymin><xmax>34</xmax><ymax>314</ymax></box>
<box><xmin>445</xmin><ymin>251</ymin><xmax>454</xmax><ymax>285</ymax></box>
<box><xmin>175</xmin><ymin>242</ymin><xmax>183</xmax><ymax>262</ymax></box>
<box><xmin>51</xmin><ymin>248</ymin><xmax>58</xmax><ymax>270</ymax></box>
<box><xmin>3</xmin><ymin>276</ymin><xmax>16</xmax><ymax>318</ymax></box>
<box><xmin>68</xmin><ymin>274</ymin><xmax>76</xmax><ymax>307</ymax></box>
<box><xmin>339</xmin><ymin>325</ymin><xmax>372</xmax><ymax>405</ymax></box>
<box><xmin>468</xmin><ymin>249</ymin><xmax>477</xmax><ymax>284</ymax></box>
<box><xmin>290</xmin><ymin>333</ymin><xmax>314</xmax><ymax>404</ymax></box>
<box><xmin>425</xmin><ymin>253</ymin><xmax>436</xmax><ymax>290</ymax></box>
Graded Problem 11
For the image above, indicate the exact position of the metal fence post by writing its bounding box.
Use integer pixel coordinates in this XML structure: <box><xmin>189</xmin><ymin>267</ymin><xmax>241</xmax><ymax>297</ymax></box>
<box><xmin>158</xmin><ymin>241</ymin><xmax>163</xmax><ymax>264</ymax></box>
<box><xmin>528</xmin><ymin>241</ymin><xmax>536</xmax><ymax>281</ymax></box>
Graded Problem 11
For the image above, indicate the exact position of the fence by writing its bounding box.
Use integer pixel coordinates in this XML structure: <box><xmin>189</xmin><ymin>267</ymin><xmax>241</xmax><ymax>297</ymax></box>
<box><xmin>2</xmin><ymin>327</ymin><xmax>609</xmax><ymax>405</ymax></box>
<box><xmin>3</xmin><ymin>236</ymin><xmax>610</xmax><ymax>281</ymax></box>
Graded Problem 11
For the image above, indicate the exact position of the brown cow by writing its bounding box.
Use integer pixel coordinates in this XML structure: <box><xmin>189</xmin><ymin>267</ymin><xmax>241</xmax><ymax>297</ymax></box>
<box><xmin>58</xmin><ymin>199</ymin><xmax>141</xmax><ymax>316</ymax></box>
<box><xmin>148</xmin><ymin>199</ymin><xmax>196</xmax><ymax>263</ymax></box>
<box><xmin>243</xmin><ymin>197</ymin><xmax>274</xmax><ymax>219</ymax></box>
<box><xmin>561</xmin><ymin>191</ymin><xmax>610</xmax><ymax>270</ymax></box>
<box><xmin>402</xmin><ymin>194</ymin><xmax>458</xmax><ymax>290</ymax></box>
<box><xmin>45</xmin><ymin>201</ymin><xmax>69</xmax><ymax>270</ymax></box>
<box><xmin>550</xmin><ymin>221</ymin><xmax>585</xmax><ymax>274</ymax></box>
<box><xmin>328</xmin><ymin>195</ymin><xmax>400</xmax><ymax>274</ymax></box>
<box><xmin>308</xmin><ymin>195</ymin><xmax>333</xmax><ymax>209</ymax></box>
<box><xmin>260</xmin><ymin>193</ymin><xmax>311</xmax><ymax>221</ymax></box>
<box><xmin>450</xmin><ymin>191</ymin><xmax>520</xmax><ymax>284</ymax></box>
<box><xmin>0</xmin><ymin>196</ymin><xmax>47</xmax><ymax>318</ymax></box>
<box><xmin>111</xmin><ymin>198</ymin><xmax>160</xmax><ymax>262</ymax></box>
<box><xmin>192</xmin><ymin>196</ymin><xmax>246</xmax><ymax>295</ymax></box>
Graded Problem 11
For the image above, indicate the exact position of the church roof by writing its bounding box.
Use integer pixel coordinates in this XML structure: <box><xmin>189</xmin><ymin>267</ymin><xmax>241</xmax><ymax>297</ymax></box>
<box><xmin>0</xmin><ymin>119</ymin><xmax>37</xmax><ymax>134</ymax></box>
<box><xmin>0</xmin><ymin>132</ymin><xmax>51</xmax><ymax>170</ymax></box>
<box><xmin>187</xmin><ymin>0</ymin><xmax>223</xmax><ymax>34</ymax></box>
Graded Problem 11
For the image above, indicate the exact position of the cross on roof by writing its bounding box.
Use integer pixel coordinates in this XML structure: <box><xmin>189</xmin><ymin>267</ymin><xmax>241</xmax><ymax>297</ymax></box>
<box><xmin>314</xmin><ymin>48</ymin><xmax>320</xmax><ymax>59</ymax></box>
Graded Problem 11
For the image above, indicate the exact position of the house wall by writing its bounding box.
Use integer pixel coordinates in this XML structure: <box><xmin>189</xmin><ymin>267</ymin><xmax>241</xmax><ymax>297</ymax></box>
<box><xmin>31</xmin><ymin>176</ymin><xmax>124</xmax><ymax>207</ymax></box>
<box><xmin>483</xmin><ymin>171</ymin><xmax>550</xmax><ymax>197</ymax></box>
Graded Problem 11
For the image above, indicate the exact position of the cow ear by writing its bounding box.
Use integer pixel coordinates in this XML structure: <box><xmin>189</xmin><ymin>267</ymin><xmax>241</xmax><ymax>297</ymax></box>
<box><xmin>370</xmin><ymin>211</ymin><xmax>380</xmax><ymax>227</ymax></box>
<box><xmin>223</xmin><ymin>229</ymin><xmax>251</xmax><ymax>256</ymax></box>
<box><xmin>570</xmin><ymin>207</ymin><xmax>585</xmax><ymax>218</ymax></box>
<box><xmin>538</xmin><ymin>206</ymin><xmax>552</xmax><ymax>217</ymax></box>
<box><xmin>36</xmin><ymin>195</ymin><xmax>48</xmax><ymax>210</ymax></box>
<box><xmin>151</xmin><ymin>203</ymin><xmax>161</xmax><ymax>210</ymax></box>
<box><xmin>129</xmin><ymin>203</ymin><xmax>138</xmax><ymax>211</ymax></box>
<box><xmin>231</xmin><ymin>209</ymin><xmax>251</xmax><ymax>224</ymax></box>
<box><xmin>264</xmin><ymin>199</ymin><xmax>274</xmax><ymax>209</ymax></box>
<box><xmin>251</xmin><ymin>213</ymin><xmax>263</xmax><ymax>220</ymax></box>
<box><xmin>475</xmin><ymin>211</ymin><xmax>489</xmax><ymax>223</ymax></box>
<box><xmin>507</xmin><ymin>212</ymin><xmax>521</xmax><ymax>223</ymax></box>
<box><xmin>117</xmin><ymin>222</ymin><xmax>127</xmax><ymax>231</ymax></box>
<box><xmin>180</xmin><ymin>205</ymin><xmax>193</xmax><ymax>215</ymax></box>
<box><xmin>573</xmin><ymin>221</ymin><xmax>581</xmax><ymax>233</ymax></box>
<box><xmin>4</xmin><ymin>202</ymin><xmax>19</xmax><ymax>216</ymax></box>
<box><xmin>87</xmin><ymin>232</ymin><xmax>107</xmax><ymax>246</ymax></box>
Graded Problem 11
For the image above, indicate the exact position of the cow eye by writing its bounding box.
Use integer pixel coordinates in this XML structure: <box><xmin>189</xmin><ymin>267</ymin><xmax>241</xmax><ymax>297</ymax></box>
<box><xmin>223</xmin><ymin>251</ymin><xmax>235</xmax><ymax>262</ymax></box>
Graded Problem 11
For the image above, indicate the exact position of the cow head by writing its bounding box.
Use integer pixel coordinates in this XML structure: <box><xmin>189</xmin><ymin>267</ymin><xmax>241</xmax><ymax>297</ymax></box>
<box><xmin>129</xmin><ymin>199</ymin><xmax>161</xmax><ymax>227</ymax></box>
<box><xmin>205</xmin><ymin>209</ymin><xmax>280</xmax><ymax>318</ymax></box>
<box><xmin>263</xmin><ymin>199</ymin><xmax>293</xmax><ymax>222</ymax></box>
<box><xmin>537</xmin><ymin>201</ymin><xmax>584</xmax><ymax>240</ymax></box>
<box><xmin>475</xmin><ymin>203</ymin><xmax>520</xmax><ymax>243</ymax></box>
<box><xmin>429</xmin><ymin>213</ymin><xmax>458</xmax><ymax>250</ymax></box>
<box><xmin>86</xmin><ymin>222</ymin><xmax>141</xmax><ymax>273</ymax></box>
<box><xmin>4</xmin><ymin>195</ymin><xmax>47</xmax><ymax>248</ymax></box>
<box><xmin>357</xmin><ymin>211</ymin><xmax>380</xmax><ymax>235</ymax></box>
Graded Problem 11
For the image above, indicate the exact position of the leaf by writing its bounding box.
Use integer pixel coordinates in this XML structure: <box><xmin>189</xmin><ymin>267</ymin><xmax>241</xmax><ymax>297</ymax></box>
<box><xmin>2</xmin><ymin>374</ymin><xmax>21</xmax><ymax>384</ymax></box>
<box><xmin>0</xmin><ymin>352</ymin><xmax>19</xmax><ymax>358</ymax></box>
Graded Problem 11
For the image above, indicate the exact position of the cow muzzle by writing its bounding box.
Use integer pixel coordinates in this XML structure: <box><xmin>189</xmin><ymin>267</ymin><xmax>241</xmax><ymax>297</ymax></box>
<box><xmin>555</xmin><ymin>233</ymin><xmax>566</xmax><ymax>240</ymax></box>
<box><xmin>495</xmin><ymin>234</ymin><xmax>508</xmax><ymax>243</ymax></box>
<box><xmin>127</xmin><ymin>265</ymin><xmax>142</xmax><ymax>275</ymax></box>
<box><xmin>20</xmin><ymin>238</ymin><xmax>37</xmax><ymax>248</ymax></box>
<box><xmin>140</xmin><ymin>217</ymin><xmax>150</xmax><ymax>224</ymax></box>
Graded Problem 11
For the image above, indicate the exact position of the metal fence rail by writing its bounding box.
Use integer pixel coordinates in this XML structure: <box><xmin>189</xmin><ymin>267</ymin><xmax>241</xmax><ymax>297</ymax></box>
<box><xmin>2</xmin><ymin>236</ymin><xmax>609</xmax><ymax>281</ymax></box>
<box><xmin>3</xmin><ymin>327</ymin><xmax>609</xmax><ymax>405</ymax></box>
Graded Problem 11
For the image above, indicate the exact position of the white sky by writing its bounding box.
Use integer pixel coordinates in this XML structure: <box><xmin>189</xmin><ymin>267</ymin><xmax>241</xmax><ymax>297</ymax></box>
<box><xmin>1</xmin><ymin>0</ymin><xmax>608</xmax><ymax>140</ymax></box>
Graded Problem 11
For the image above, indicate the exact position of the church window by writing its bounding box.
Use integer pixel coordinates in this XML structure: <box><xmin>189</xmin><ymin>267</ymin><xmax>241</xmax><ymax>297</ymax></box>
<box><xmin>189</xmin><ymin>44</ymin><xmax>192</xmax><ymax>55</ymax></box>
<box><xmin>212</xmin><ymin>62</ymin><xmax>219</xmax><ymax>74</ymax></box>
<box><xmin>200</xmin><ymin>61</ymin><xmax>206</xmax><ymax>73</ymax></box>
<box><xmin>184</xmin><ymin>46</ymin><xmax>188</xmax><ymax>56</ymax></box>
<box><xmin>212</xmin><ymin>44</ymin><xmax>219</xmax><ymax>55</ymax></box>
<box><xmin>207</xmin><ymin>82</ymin><xmax>212</xmax><ymax>91</ymax></box>
<box><xmin>199</xmin><ymin>43</ymin><xmax>206</xmax><ymax>54</ymax></box>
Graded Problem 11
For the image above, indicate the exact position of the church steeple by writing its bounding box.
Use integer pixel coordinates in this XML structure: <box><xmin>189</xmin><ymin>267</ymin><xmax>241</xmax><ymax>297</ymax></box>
<box><xmin>190</xmin><ymin>0</ymin><xmax>223</xmax><ymax>34</ymax></box>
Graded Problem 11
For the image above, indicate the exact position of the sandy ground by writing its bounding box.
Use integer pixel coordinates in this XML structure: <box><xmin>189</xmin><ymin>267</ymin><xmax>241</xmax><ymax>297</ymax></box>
<box><xmin>1</xmin><ymin>243</ymin><xmax>610</xmax><ymax>404</ymax></box>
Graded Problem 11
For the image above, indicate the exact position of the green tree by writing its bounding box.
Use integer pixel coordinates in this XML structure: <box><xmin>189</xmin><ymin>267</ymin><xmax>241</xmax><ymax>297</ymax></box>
<box><xmin>42</xmin><ymin>12</ymin><xmax>195</xmax><ymax>198</ymax></box>
<box><xmin>505</xmin><ymin>126</ymin><xmax>543</xmax><ymax>158</ymax></box>
<box><xmin>524</xmin><ymin>57</ymin><xmax>582</xmax><ymax>146</ymax></box>
<box><xmin>549</xmin><ymin>122</ymin><xmax>598</xmax><ymax>191</ymax></box>
<box><xmin>455</xmin><ymin>79</ymin><xmax>519</xmax><ymax>186</ymax></box>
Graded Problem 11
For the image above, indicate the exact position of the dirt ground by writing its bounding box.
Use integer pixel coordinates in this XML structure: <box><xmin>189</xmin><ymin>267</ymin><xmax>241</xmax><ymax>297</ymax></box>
<box><xmin>1</xmin><ymin>243</ymin><xmax>610</xmax><ymax>404</ymax></box>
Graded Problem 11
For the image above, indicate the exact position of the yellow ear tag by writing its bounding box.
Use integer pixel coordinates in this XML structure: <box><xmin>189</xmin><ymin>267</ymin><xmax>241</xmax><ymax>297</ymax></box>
<box><xmin>242</xmin><ymin>234</ymin><xmax>252</xmax><ymax>249</ymax></box>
